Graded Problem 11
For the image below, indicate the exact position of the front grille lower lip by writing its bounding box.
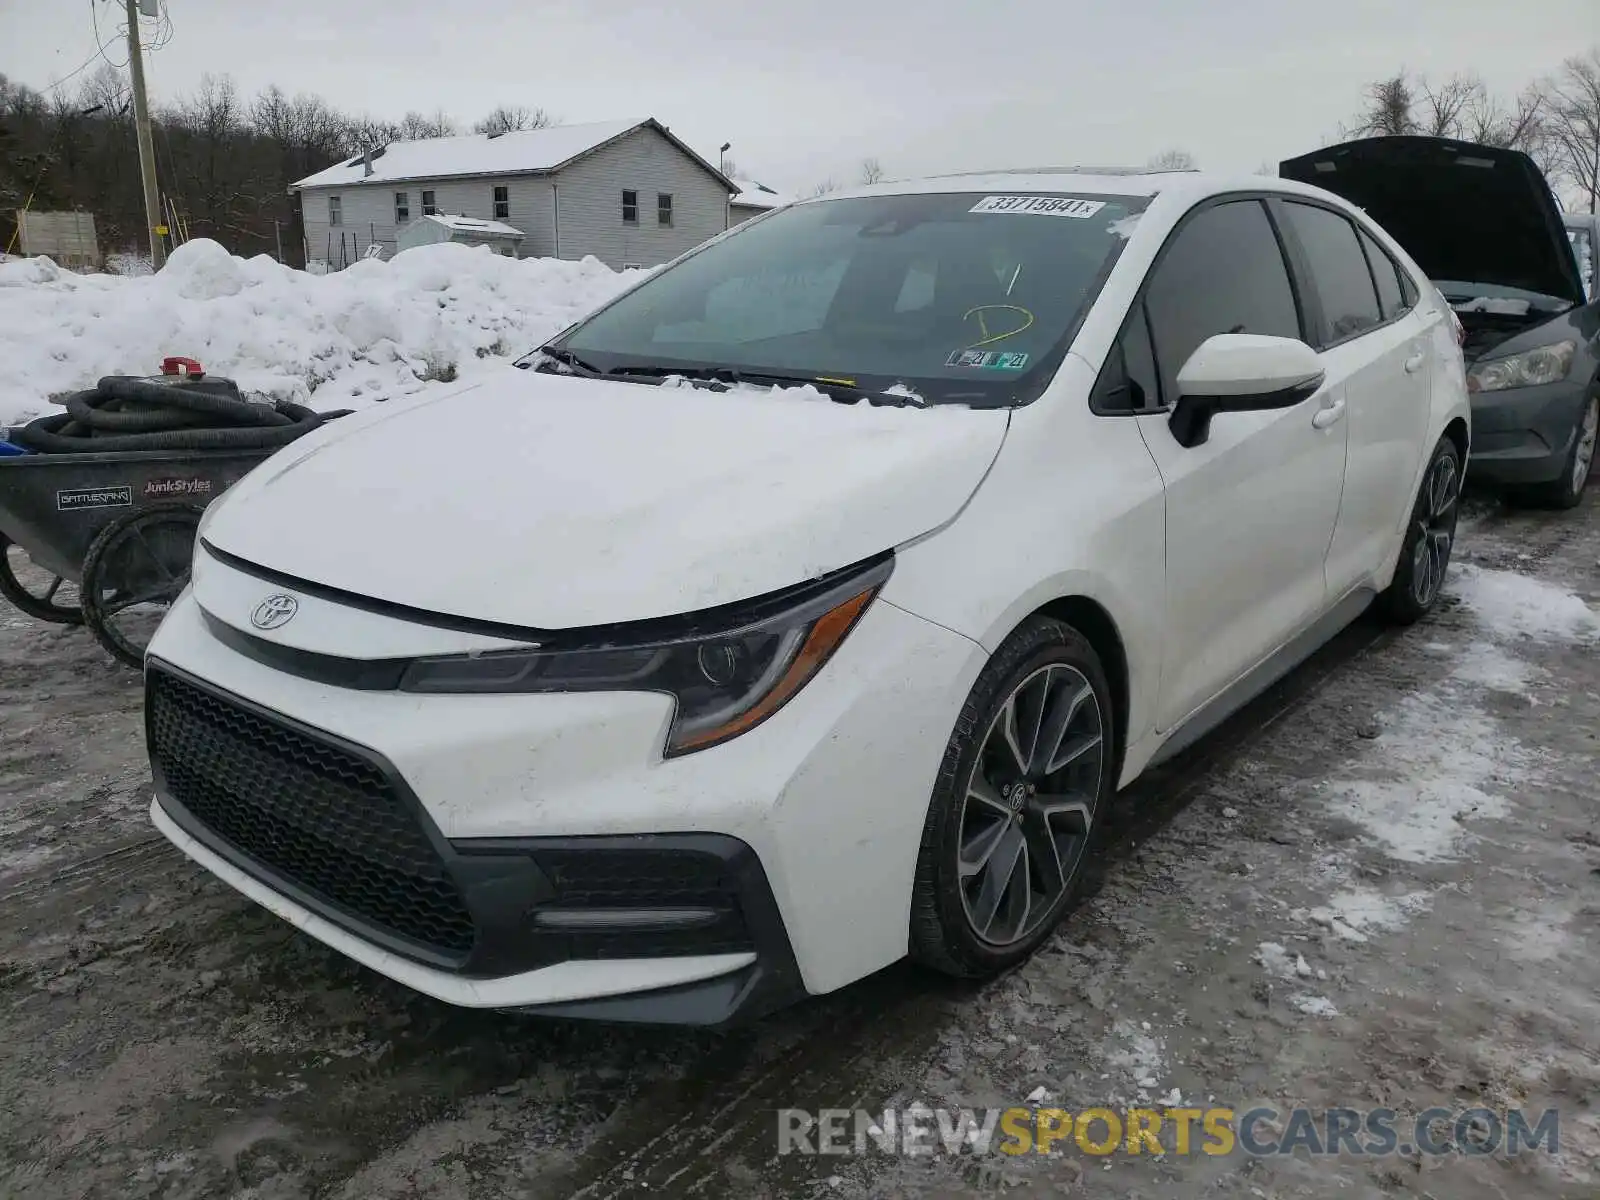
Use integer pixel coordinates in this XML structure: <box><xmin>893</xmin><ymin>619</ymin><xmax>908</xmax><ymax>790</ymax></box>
<box><xmin>145</xmin><ymin>663</ymin><xmax>477</xmax><ymax>964</ymax></box>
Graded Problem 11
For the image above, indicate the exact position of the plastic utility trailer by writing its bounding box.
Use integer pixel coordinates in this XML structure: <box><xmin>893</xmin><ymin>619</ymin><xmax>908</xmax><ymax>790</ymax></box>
<box><xmin>0</xmin><ymin>358</ymin><xmax>344</xmax><ymax>667</ymax></box>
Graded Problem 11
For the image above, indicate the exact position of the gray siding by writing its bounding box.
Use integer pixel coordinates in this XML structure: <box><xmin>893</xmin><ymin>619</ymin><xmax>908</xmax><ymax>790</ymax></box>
<box><xmin>548</xmin><ymin>127</ymin><xmax>728</xmax><ymax>268</ymax></box>
<box><xmin>294</xmin><ymin>125</ymin><xmax>724</xmax><ymax>270</ymax></box>
<box><xmin>301</xmin><ymin>176</ymin><xmax>556</xmax><ymax>265</ymax></box>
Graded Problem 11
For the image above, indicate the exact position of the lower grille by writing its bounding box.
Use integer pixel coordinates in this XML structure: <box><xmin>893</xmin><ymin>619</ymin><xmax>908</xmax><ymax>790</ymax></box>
<box><xmin>147</xmin><ymin>668</ymin><xmax>476</xmax><ymax>958</ymax></box>
<box><xmin>526</xmin><ymin>845</ymin><xmax>755</xmax><ymax>960</ymax></box>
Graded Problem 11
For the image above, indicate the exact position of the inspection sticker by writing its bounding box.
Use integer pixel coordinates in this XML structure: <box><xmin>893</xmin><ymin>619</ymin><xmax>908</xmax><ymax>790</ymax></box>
<box><xmin>970</xmin><ymin>195</ymin><xmax>1106</xmax><ymax>218</ymax></box>
<box><xmin>946</xmin><ymin>349</ymin><xmax>1030</xmax><ymax>369</ymax></box>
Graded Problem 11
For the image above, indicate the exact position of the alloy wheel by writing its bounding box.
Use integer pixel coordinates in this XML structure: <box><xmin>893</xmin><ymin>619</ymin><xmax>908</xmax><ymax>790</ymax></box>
<box><xmin>957</xmin><ymin>663</ymin><xmax>1104</xmax><ymax>947</ymax></box>
<box><xmin>1573</xmin><ymin>396</ymin><xmax>1598</xmax><ymax>495</ymax></box>
<box><xmin>1410</xmin><ymin>451</ymin><xmax>1459</xmax><ymax>607</ymax></box>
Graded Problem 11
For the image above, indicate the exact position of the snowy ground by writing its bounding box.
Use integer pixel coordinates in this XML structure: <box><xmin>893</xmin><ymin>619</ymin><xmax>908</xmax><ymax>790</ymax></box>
<box><xmin>0</xmin><ymin>240</ymin><xmax>642</xmax><ymax>426</ymax></box>
<box><xmin>1</xmin><ymin>487</ymin><xmax>1598</xmax><ymax>1199</ymax></box>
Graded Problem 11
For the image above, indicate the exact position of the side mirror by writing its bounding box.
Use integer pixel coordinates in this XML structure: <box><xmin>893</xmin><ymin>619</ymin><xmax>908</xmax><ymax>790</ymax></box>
<box><xmin>1167</xmin><ymin>334</ymin><xmax>1326</xmax><ymax>448</ymax></box>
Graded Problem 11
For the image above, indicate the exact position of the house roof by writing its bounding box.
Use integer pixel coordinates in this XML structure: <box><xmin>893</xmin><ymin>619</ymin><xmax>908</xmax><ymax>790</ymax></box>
<box><xmin>730</xmin><ymin>179</ymin><xmax>793</xmax><ymax>210</ymax></box>
<box><xmin>420</xmin><ymin>214</ymin><xmax>524</xmax><ymax>237</ymax></box>
<box><xmin>292</xmin><ymin>118</ymin><xmax>734</xmax><ymax>192</ymax></box>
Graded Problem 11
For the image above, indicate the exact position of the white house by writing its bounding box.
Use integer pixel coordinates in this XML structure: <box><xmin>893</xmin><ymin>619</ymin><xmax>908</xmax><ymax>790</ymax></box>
<box><xmin>293</xmin><ymin>118</ymin><xmax>736</xmax><ymax>271</ymax></box>
<box><xmin>728</xmin><ymin>178</ymin><xmax>794</xmax><ymax>225</ymax></box>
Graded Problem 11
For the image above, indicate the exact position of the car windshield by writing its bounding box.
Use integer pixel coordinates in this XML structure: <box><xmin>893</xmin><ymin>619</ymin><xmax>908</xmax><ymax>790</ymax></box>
<box><xmin>549</xmin><ymin>190</ymin><xmax>1148</xmax><ymax>407</ymax></box>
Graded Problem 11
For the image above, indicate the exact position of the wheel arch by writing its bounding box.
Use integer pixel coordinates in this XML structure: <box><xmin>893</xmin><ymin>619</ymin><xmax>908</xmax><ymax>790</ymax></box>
<box><xmin>1033</xmin><ymin>595</ymin><xmax>1130</xmax><ymax>783</ymax></box>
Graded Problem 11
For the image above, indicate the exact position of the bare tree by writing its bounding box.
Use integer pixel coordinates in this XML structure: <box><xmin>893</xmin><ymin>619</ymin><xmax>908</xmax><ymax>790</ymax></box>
<box><xmin>1147</xmin><ymin>148</ymin><xmax>1196</xmax><ymax>170</ymax></box>
<box><xmin>1539</xmin><ymin>47</ymin><xmax>1600</xmax><ymax>213</ymax></box>
<box><xmin>808</xmin><ymin>178</ymin><xmax>840</xmax><ymax>198</ymax></box>
<box><xmin>1415</xmin><ymin>73</ymin><xmax>1481</xmax><ymax>137</ymax></box>
<box><xmin>346</xmin><ymin>115</ymin><xmax>402</xmax><ymax>154</ymax></box>
<box><xmin>79</xmin><ymin>64</ymin><xmax>128</xmax><ymax>117</ymax></box>
<box><xmin>1342</xmin><ymin>69</ymin><xmax>1551</xmax><ymax>167</ymax></box>
<box><xmin>859</xmin><ymin>156</ymin><xmax>885</xmax><ymax>184</ymax></box>
<box><xmin>398</xmin><ymin>109</ymin><xmax>458</xmax><ymax>140</ymax></box>
<box><xmin>472</xmin><ymin>105</ymin><xmax>553</xmax><ymax>135</ymax></box>
<box><xmin>1344</xmin><ymin>73</ymin><xmax>1416</xmax><ymax>137</ymax></box>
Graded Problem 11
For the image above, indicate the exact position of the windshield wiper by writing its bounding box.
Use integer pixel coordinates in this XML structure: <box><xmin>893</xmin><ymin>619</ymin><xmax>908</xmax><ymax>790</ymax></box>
<box><xmin>606</xmin><ymin>364</ymin><xmax>924</xmax><ymax>407</ymax></box>
<box><xmin>526</xmin><ymin>347</ymin><xmax>606</xmax><ymax>377</ymax></box>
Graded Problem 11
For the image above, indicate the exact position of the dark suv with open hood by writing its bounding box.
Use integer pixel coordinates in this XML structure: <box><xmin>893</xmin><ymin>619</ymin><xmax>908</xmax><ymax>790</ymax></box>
<box><xmin>1283</xmin><ymin>136</ymin><xmax>1599</xmax><ymax>509</ymax></box>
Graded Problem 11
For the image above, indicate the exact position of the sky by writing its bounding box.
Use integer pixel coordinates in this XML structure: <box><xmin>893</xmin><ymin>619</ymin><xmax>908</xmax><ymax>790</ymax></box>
<box><xmin>1</xmin><ymin>0</ymin><xmax>1592</xmax><ymax>195</ymax></box>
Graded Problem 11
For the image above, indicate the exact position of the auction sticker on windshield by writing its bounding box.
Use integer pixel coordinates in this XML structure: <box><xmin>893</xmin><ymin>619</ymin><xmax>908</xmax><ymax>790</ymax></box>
<box><xmin>970</xmin><ymin>195</ymin><xmax>1106</xmax><ymax>218</ymax></box>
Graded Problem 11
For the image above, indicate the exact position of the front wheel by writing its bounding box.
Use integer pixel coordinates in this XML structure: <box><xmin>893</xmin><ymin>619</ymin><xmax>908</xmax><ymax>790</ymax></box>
<box><xmin>1378</xmin><ymin>435</ymin><xmax>1461</xmax><ymax>625</ymax></box>
<box><xmin>909</xmin><ymin>616</ymin><xmax>1115</xmax><ymax>979</ymax></box>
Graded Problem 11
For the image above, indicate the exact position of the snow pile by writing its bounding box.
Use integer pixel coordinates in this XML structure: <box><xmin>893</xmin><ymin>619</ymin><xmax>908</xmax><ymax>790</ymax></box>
<box><xmin>1447</xmin><ymin>564</ymin><xmax>1600</xmax><ymax>643</ymax></box>
<box><xmin>0</xmin><ymin>239</ymin><xmax>644</xmax><ymax>425</ymax></box>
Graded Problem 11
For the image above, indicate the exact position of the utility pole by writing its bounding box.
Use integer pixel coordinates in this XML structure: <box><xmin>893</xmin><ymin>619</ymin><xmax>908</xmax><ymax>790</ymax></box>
<box><xmin>124</xmin><ymin>0</ymin><xmax>166</xmax><ymax>269</ymax></box>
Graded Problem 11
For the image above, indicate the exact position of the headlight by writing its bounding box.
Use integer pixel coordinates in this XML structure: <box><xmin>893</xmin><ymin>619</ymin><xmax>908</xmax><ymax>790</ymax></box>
<box><xmin>399</xmin><ymin>555</ymin><xmax>893</xmax><ymax>756</ymax></box>
<box><xmin>1468</xmin><ymin>340</ymin><xmax>1576</xmax><ymax>393</ymax></box>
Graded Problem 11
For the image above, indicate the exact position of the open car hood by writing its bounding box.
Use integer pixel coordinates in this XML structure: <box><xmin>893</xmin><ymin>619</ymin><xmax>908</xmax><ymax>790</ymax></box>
<box><xmin>201</xmin><ymin>366</ymin><xmax>1009</xmax><ymax>630</ymax></box>
<box><xmin>1280</xmin><ymin>136</ymin><xmax>1586</xmax><ymax>307</ymax></box>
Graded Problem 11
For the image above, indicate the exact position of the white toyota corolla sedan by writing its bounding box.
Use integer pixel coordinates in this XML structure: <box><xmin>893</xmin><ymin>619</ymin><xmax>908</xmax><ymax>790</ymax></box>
<box><xmin>145</xmin><ymin>169</ymin><xmax>1471</xmax><ymax>1025</ymax></box>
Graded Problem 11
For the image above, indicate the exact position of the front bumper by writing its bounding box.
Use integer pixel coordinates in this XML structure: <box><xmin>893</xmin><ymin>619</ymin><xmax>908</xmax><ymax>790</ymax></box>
<box><xmin>144</xmin><ymin>555</ymin><xmax>987</xmax><ymax>1023</ymax></box>
<box><xmin>1464</xmin><ymin>377</ymin><xmax>1590</xmax><ymax>485</ymax></box>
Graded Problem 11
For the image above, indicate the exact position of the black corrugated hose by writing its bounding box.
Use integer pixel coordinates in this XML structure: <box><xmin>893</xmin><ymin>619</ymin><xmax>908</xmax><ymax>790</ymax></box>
<box><xmin>8</xmin><ymin>375</ymin><xmax>351</xmax><ymax>454</ymax></box>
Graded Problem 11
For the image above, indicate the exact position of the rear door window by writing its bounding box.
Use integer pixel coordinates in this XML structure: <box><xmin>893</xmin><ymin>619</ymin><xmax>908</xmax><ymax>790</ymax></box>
<box><xmin>1280</xmin><ymin>202</ymin><xmax>1383</xmax><ymax>346</ymax></box>
<box><xmin>1143</xmin><ymin>199</ymin><xmax>1302</xmax><ymax>402</ymax></box>
<box><xmin>1356</xmin><ymin>227</ymin><xmax>1408</xmax><ymax>321</ymax></box>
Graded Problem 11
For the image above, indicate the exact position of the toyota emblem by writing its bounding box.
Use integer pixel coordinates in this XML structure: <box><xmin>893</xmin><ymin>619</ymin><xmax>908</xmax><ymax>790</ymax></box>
<box><xmin>251</xmin><ymin>593</ymin><xmax>299</xmax><ymax>630</ymax></box>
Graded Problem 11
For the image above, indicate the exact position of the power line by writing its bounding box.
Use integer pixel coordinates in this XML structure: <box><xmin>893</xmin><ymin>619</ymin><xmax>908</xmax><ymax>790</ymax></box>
<box><xmin>88</xmin><ymin>0</ymin><xmax>132</xmax><ymax>71</ymax></box>
<box><xmin>38</xmin><ymin>47</ymin><xmax>106</xmax><ymax>96</ymax></box>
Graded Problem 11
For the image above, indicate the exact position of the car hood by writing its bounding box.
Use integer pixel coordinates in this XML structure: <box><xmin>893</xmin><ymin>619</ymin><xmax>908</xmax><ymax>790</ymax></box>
<box><xmin>1280</xmin><ymin>136</ymin><xmax>1586</xmax><ymax>307</ymax></box>
<box><xmin>203</xmin><ymin>366</ymin><xmax>1009</xmax><ymax>630</ymax></box>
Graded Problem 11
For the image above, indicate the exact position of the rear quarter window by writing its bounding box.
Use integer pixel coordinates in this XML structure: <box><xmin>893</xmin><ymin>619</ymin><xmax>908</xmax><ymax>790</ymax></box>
<box><xmin>1356</xmin><ymin>226</ymin><xmax>1409</xmax><ymax>321</ymax></box>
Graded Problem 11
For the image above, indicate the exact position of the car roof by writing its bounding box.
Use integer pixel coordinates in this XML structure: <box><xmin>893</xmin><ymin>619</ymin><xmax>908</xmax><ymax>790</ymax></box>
<box><xmin>809</xmin><ymin>169</ymin><xmax>1357</xmax><ymax>208</ymax></box>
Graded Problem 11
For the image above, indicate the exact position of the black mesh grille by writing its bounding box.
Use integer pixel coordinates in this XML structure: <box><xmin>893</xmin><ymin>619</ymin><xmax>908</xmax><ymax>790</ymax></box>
<box><xmin>148</xmin><ymin>668</ymin><xmax>475</xmax><ymax>958</ymax></box>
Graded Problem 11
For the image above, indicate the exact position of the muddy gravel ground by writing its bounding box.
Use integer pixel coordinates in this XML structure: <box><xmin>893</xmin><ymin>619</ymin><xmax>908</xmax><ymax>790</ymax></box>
<box><xmin>2</xmin><ymin>490</ymin><xmax>1599</xmax><ymax>1200</ymax></box>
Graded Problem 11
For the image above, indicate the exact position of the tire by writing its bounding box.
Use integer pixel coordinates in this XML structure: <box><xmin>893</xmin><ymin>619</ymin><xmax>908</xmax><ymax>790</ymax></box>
<box><xmin>909</xmin><ymin>615</ymin><xmax>1115</xmax><ymax>979</ymax></box>
<box><xmin>1516</xmin><ymin>390</ymin><xmax>1598</xmax><ymax>511</ymax></box>
<box><xmin>0</xmin><ymin>531</ymin><xmax>84</xmax><ymax>625</ymax></box>
<box><xmin>1379</xmin><ymin>434</ymin><xmax>1462</xmax><ymax>625</ymax></box>
<box><xmin>80</xmin><ymin>502</ymin><xmax>204</xmax><ymax>669</ymax></box>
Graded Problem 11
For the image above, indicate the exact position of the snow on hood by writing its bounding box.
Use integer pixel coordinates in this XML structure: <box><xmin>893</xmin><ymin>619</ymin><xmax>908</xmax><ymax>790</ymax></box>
<box><xmin>202</xmin><ymin>366</ymin><xmax>1009</xmax><ymax>629</ymax></box>
<box><xmin>1279</xmin><ymin>136</ymin><xmax>1586</xmax><ymax>307</ymax></box>
<box><xmin>0</xmin><ymin>238</ymin><xmax>645</xmax><ymax>426</ymax></box>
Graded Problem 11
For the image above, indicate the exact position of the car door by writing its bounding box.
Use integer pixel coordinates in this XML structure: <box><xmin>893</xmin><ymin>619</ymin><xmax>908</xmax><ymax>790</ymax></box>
<box><xmin>1130</xmin><ymin>197</ymin><xmax>1349</xmax><ymax>734</ymax></box>
<box><xmin>1273</xmin><ymin>200</ymin><xmax>1433</xmax><ymax>599</ymax></box>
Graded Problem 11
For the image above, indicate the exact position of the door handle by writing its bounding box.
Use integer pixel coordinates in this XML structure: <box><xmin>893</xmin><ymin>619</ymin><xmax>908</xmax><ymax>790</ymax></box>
<box><xmin>1312</xmin><ymin>399</ymin><xmax>1346</xmax><ymax>429</ymax></box>
<box><xmin>1404</xmin><ymin>352</ymin><xmax>1426</xmax><ymax>374</ymax></box>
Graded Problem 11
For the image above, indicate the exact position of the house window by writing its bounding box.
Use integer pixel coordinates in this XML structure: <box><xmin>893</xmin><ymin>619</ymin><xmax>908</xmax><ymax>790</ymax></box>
<box><xmin>493</xmin><ymin>185</ymin><xmax>509</xmax><ymax>220</ymax></box>
<box><xmin>622</xmin><ymin>189</ymin><xmax>638</xmax><ymax>225</ymax></box>
<box><xmin>422</xmin><ymin>190</ymin><xmax>437</xmax><ymax>216</ymax></box>
<box><xmin>328</xmin><ymin>195</ymin><xmax>342</xmax><ymax>226</ymax></box>
<box><xmin>657</xmin><ymin>193</ymin><xmax>673</xmax><ymax>227</ymax></box>
<box><xmin>394</xmin><ymin>192</ymin><xmax>409</xmax><ymax>223</ymax></box>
